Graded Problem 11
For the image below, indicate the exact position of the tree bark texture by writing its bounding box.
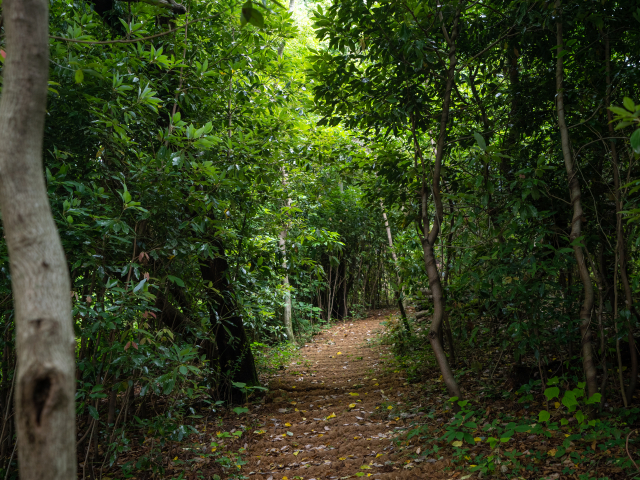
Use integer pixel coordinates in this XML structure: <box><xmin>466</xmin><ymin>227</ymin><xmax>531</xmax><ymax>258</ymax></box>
<box><xmin>0</xmin><ymin>0</ymin><xmax>77</xmax><ymax>478</ymax></box>
<box><xmin>417</xmin><ymin>5</ymin><xmax>463</xmax><ymax>400</ymax></box>
<box><xmin>555</xmin><ymin>1</ymin><xmax>598</xmax><ymax>398</ymax></box>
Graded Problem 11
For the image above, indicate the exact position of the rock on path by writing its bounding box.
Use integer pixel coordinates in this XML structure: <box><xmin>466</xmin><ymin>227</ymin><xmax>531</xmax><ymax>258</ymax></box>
<box><xmin>243</xmin><ymin>310</ymin><xmax>448</xmax><ymax>480</ymax></box>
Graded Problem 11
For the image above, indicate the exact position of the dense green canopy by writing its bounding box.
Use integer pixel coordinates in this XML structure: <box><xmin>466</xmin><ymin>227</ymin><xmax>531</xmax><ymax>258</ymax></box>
<box><xmin>1</xmin><ymin>0</ymin><xmax>640</xmax><ymax>477</ymax></box>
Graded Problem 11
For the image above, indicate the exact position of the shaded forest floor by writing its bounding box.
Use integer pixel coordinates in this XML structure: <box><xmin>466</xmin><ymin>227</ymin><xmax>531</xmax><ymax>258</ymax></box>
<box><xmin>242</xmin><ymin>308</ymin><xmax>449</xmax><ymax>480</ymax></box>
<box><xmin>101</xmin><ymin>309</ymin><xmax>639</xmax><ymax>480</ymax></box>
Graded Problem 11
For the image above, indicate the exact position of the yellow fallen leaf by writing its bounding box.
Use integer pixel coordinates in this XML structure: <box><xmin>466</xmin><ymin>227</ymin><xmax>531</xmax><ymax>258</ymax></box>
<box><xmin>285</xmin><ymin>423</ymin><xmax>292</xmax><ymax>427</ymax></box>
<box><xmin>253</xmin><ymin>430</ymin><xmax>266</xmax><ymax>435</ymax></box>
<box><xmin>547</xmin><ymin>448</ymin><xmax>557</xmax><ymax>456</ymax></box>
<box><xmin>339</xmin><ymin>457</ymin><xmax>346</xmax><ymax>460</ymax></box>
<box><xmin>474</xmin><ymin>437</ymin><xmax>481</xmax><ymax>442</ymax></box>
<box><xmin>387</xmin><ymin>406</ymin><xmax>393</xmax><ymax>410</ymax></box>
<box><xmin>293</xmin><ymin>451</ymin><xmax>299</xmax><ymax>456</ymax></box>
<box><xmin>374</xmin><ymin>383</ymin><xmax>379</xmax><ymax>386</ymax></box>
<box><xmin>348</xmin><ymin>403</ymin><xmax>356</xmax><ymax>409</ymax></box>
<box><xmin>376</xmin><ymin>453</ymin><xmax>383</xmax><ymax>458</ymax></box>
<box><xmin>283</xmin><ymin>477</ymin><xmax>288</xmax><ymax>480</ymax></box>
<box><xmin>337</xmin><ymin>352</ymin><xmax>342</xmax><ymax>355</ymax></box>
<box><xmin>173</xmin><ymin>456</ymin><xmax>178</xmax><ymax>461</ymax></box>
<box><xmin>452</xmin><ymin>441</ymin><xmax>463</xmax><ymax>447</ymax></box>
<box><xmin>349</xmin><ymin>392</ymin><xmax>359</xmax><ymax>396</ymax></box>
<box><xmin>555</xmin><ymin>402</ymin><xmax>560</xmax><ymax>408</ymax></box>
<box><xmin>326</xmin><ymin>412</ymin><xmax>336</xmax><ymax>419</ymax></box>
<box><xmin>295</xmin><ymin>408</ymin><xmax>299</xmax><ymax>412</ymax></box>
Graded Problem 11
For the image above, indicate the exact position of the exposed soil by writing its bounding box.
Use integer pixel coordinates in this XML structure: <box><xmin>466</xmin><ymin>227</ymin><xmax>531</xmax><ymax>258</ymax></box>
<box><xmin>243</xmin><ymin>309</ymin><xmax>449</xmax><ymax>480</ymax></box>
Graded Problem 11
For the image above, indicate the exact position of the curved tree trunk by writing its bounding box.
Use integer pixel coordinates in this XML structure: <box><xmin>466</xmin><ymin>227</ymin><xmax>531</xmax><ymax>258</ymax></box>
<box><xmin>413</xmin><ymin>5</ymin><xmax>463</xmax><ymax>400</ymax></box>
<box><xmin>555</xmin><ymin>0</ymin><xmax>597</xmax><ymax>398</ymax></box>
<box><xmin>0</xmin><ymin>0</ymin><xmax>77</xmax><ymax>478</ymax></box>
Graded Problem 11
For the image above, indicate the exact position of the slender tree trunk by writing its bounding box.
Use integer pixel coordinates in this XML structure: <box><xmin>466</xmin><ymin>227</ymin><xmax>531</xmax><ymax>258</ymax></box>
<box><xmin>0</xmin><ymin>0</ymin><xmax>77</xmax><ymax>478</ymax></box>
<box><xmin>555</xmin><ymin>0</ymin><xmax>597</xmax><ymax>398</ymax></box>
<box><xmin>380</xmin><ymin>202</ymin><xmax>409</xmax><ymax>330</ymax></box>
<box><xmin>277</xmin><ymin>0</ymin><xmax>296</xmax><ymax>57</ymax></box>
<box><xmin>278</xmin><ymin>168</ymin><xmax>296</xmax><ymax>343</ymax></box>
<box><xmin>604</xmin><ymin>33</ymin><xmax>637</xmax><ymax>401</ymax></box>
<box><xmin>413</xmin><ymin>5</ymin><xmax>463</xmax><ymax>400</ymax></box>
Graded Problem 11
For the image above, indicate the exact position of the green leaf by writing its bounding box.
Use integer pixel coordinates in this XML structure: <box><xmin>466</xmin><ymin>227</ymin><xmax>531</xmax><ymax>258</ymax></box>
<box><xmin>75</xmin><ymin>69</ymin><xmax>84</xmax><ymax>84</ymax></box>
<box><xmin>585</xmin><ymin>392</ymin><xmax>602</xmax><ymax>405</ymax></box>
<box><xmin>167</xmin><ymin>275</ymin><xmax>185</xmax><ymax>287</ymax></box>
<box><xmin>88</xmin><ymin>405</ymin><xmax>99</xmax><ymax>420</ymax></box>
<box><xmin>544</xmin><ymin>386</ymin><xmax>560</xmax><ymax>400</ymax></box>
<box><xmin>562</xmin><ymin>391</ymin><xmax>578</xmax><ymax>410</ymax></box>
<box><xmin>538</xmin><ymin>410</ymin><xmax>550</xmax><ymax>423</ymax></box>
<box><xmin>609</xmin><ymin>106</ymin><xmax>629</xmax><ymax>116</ymax></box>
<box><xmin>623</xmin><ymin>97</ymin><xmax>635</xmax><ymax>112</ymax></box>
<box><xmin>630</xmin><ymin>128</ymin><xmax>640</xmax><ymax>153</ymax></box>
<box><xmin>133</xmin><ymin>278</ymin><xmax>146</xmax><ymax>293</ymax></box>
<box><xmin>474</xmin><ymin>132</ymin><xmax>487</xmax><ymax>151</ymax></box>
<box><xmin>179</xmin><ymin>365</ymin><xmax>188</xmax><ymax>375</ymax></box>
<box><xmin>123</xmin><ymin>190</ymin><xmax>132</xmax><ymax>203</ymax></box>
<box><xmin>241</xmin><ymin>2</ymin><xmax>264</xmax><ymax>28</ymax></box>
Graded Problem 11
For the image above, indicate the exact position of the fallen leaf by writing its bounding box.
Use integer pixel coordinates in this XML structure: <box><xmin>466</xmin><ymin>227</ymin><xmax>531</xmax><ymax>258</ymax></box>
<box><xmin>452</xmin><ymin>441</ymin><xmax>463</xmax><ymax>447</ymax></box>
<box><xmin>547</xmin><ymin>448</ymin><xmax>557</xmax><ymax>456</ymax></box>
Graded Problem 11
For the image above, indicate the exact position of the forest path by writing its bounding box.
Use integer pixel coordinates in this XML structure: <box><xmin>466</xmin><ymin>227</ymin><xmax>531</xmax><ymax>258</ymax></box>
<box><xmin>244</xmin><ymin>309</ymin><xmax>448</xmax><ymax>480</ymax></box>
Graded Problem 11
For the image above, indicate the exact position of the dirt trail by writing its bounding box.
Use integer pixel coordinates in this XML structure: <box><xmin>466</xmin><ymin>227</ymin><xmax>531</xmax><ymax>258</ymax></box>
<box><xmin>244</xmin><ymin>310</ymin><xmax>448</xmax><ymax>480</ymax></box>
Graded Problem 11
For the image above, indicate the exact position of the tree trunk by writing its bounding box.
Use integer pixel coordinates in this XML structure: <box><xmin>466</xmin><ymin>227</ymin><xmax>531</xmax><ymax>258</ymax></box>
<box><xmin>413</xmin><ymin>5</ymin><xmax>463</xmax><ymax>400</ymax></box>
<box><xmin>380</xmin><ymin>202</ymin><xmax>409</xmax><ymax>330</ymax></box>
<box><xmin>200</xmin><ymin>245</ymin><xmax>259</xmax><ymax>392</ymax></box>
<box><xmin>277</xmin><ymin>0</ymin><xmax>296</xmax><ymax>57</ymax></box>
<box><xmin>278</xmin><ymin>168</ymin><xmax>296</xmax><ymax>343</ymax></box>
<box><xmin>555</xmin><ymin>0</ymin><xmax>597</xmax><ymax>398</ymax></box>
<box><xmin>604</xmin><ymin>32</ymin><xmax>637</xmax><ymax>402</ymax></box>
<box><xmin>0</xmin><ymin>0</ymin><xmax>77</xmax><ymax>478</ymax></box>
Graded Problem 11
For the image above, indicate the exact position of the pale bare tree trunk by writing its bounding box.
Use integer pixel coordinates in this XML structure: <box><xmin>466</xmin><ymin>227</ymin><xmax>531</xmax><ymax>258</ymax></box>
<box><xmin>278</xmin><ymin>168</ymin><xmax>296</xmax><ymax>343</ymax></box>
<box><xmin>277</xmin><ymin>0</ymin><xmax>296</xmax><ymax>58</ymax></box>
<box><xmin>413</xmin><ymin>5</ymin><xmax>463</xmax><ymax>400</ymax></box>
<box><xmin>380</xmin><ymin>202</ymin><xmax>409</xmax><ymax>328</ymax></box>
<box><xmin>0</xmin><ymin>0</ymin><xmax>77</xmax><ymax>479</ymax></box>
<box><xmin>555</xmin><ymin>0</ymin><xmax>597</xmax><ymax>398</ymax></box>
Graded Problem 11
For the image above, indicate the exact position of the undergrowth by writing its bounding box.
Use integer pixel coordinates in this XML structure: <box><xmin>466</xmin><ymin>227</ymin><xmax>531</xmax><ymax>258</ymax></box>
<box><xmin>380</xmin><ymin>312</ymin><xmax>640</xmax><ymax>480</ymax></box>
